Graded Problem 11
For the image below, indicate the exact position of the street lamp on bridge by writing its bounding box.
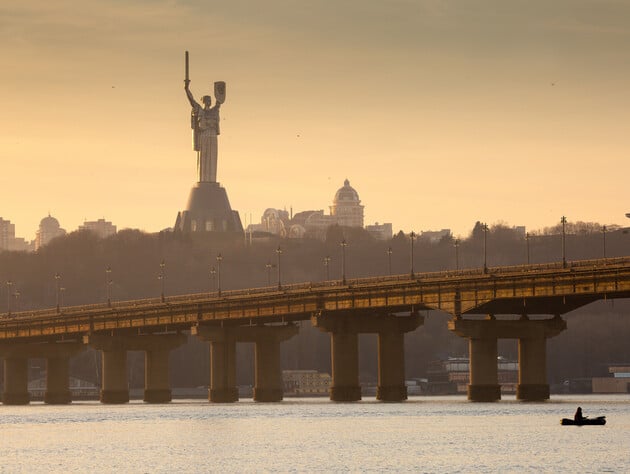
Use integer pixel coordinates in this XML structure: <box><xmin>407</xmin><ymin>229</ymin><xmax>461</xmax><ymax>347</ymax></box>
<box><xmin>525</xmin><ymin>232</ymin><xmax>531</xmax><ymax>265</ymax></box>
<box><xmin>59</xmin><ymin>287</ymin><xmax>66</xmax><ymax>310</ymax></box>
<box><xmin>13</xmin><ymin>290</ymin><xmax>20</xmax><ymax>313</ymax></box>
<box><xmin>323</xmin><ymin>256</ymin><xmax>331</xmax><ymax>281</ymax></box>
<box><xmin>453</xmin><ymin>239</ymin><xmax>460</xmax><ymax>271</ymax></box>
<box><xmin>482</xmin><ymin>223</ymin><xmax>489</xmax><ymax>274</ymax></box>
<box><xmin>561</xmin><ymin>216</ymin><xmax>567</xmax><ymax>268</ymax></box>
<box><xmin>276</xmin><ymin>246</ymin><xmax>282</xmax><ymax>290</ymax></box>
<box><xmin>386</xmin><ymin>247</ymin><xmax>392</xmax><ymax>276</ymax></box>
<box><xmin>159</xmin><ymin>260</ymin><xmax>166</xmax><ymax>302</ymax></box>
<box><xmin>602</xmin><ymin>225</ymin><xmax>607</xmax><ymax>259</ymax></box>
<box><xmin>410</xmin><ymin>231</ymin><xmax>416</xmax><ymax>278</ymax></box>
<box><xmin>106</xmin><ymin>266</ymin><xmax>112</xmax><ymax>307</ymax></box>
<box><xmin>210</xmin><ymin>266</ymin><xmax>217</xmax><ymax>292</ymax></box>
<box><xmin>340</xmin><ymin>239</ymin><xmax>347</xmax><ymax>285</ymax></box>
<box><xmin>55</xmin><ymin>273</ymin><xmax>61</xmax><ymax>312</ymax></box>
<box><xmin>216</xmin><ymin>254</ymin><xmax>223</xmax><ymax>296</ymax></box>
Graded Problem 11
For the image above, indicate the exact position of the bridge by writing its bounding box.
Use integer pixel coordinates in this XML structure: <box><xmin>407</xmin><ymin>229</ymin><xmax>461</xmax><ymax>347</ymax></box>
<box><xmin>1</xmin><ymin>256</ymin><xmax>629</xmax><ymax>404</ymax></box>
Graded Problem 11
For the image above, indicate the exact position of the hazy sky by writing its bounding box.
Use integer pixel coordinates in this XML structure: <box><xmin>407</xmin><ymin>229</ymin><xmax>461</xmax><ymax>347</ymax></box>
<box><xmin>2</xmin><ymin>0</ymin><xmax>629</xmax><ymax>240</ymax></box>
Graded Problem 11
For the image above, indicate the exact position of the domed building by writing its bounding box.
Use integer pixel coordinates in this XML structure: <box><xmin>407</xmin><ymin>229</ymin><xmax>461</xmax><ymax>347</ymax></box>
<box><xmin>330</xmin><ymin>179</ymin><xmax>364</xmax><ymax>228</ymax></box>
<box><xmin>35</xmin><ymin>214</ymin><xmax>66</xmax><ymax>250</ymax></box>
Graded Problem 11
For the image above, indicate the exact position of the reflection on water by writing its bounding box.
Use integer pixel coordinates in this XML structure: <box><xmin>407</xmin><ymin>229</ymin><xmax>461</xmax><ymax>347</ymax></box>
<box><xmin>1</xmin><ymin>395</ymin><xmax>628</xmax><ymax>472</ymax></box>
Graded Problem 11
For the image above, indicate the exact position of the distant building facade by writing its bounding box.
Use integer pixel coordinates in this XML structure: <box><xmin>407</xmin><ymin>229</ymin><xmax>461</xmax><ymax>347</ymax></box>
<box><xmin>592</xmin><ymin>365</ymin><xmax>630</xmax><ymax>393</ymax></box>
<box><xmin>366</xmin><ymin>222</ymin><xmax>393</xmax><ymax>240</ymax></box>
<box><xmin>35</xmin><ymin>214</ymin><xmax>66</xmax><ymax>251</ymax></box>
<box><xmin>0</xmin><ymin>218</ymin><xmax>32</xmax><ymax>252</ymax></box>
<box><xmin>79</xmin><ymin>219</ymin><xmax>117</xmax><ymax>239</ymax></box>
<box><xmin>282</xmin><ymin>370</ymin><xmax>331</xmax><ymax>396</ymax></box>
<box><xmin>247</xmin><ymin>179</ymin><xmax>389</xmax><ymax>241</ymax></box>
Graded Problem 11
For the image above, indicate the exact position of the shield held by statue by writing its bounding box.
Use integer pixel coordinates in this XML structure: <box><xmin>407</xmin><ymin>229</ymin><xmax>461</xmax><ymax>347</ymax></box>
<box><xmin>214</xmin><ymin>81</ymin><xmax>226</xmax><ymax>104</ymax></box>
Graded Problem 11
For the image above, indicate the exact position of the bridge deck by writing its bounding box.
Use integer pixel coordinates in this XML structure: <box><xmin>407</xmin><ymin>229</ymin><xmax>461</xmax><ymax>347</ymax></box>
<box><xmin>1</xmin><ymin>257</ymin><xmax>629</xmax><ymax>341</ymax></box>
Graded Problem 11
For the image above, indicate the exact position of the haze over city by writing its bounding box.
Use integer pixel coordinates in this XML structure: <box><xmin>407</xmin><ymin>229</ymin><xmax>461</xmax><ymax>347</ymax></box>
<box><xmin>1</xmin><ymin>0</ymin><xmax>629</xmax><ymax>240</ymax></box>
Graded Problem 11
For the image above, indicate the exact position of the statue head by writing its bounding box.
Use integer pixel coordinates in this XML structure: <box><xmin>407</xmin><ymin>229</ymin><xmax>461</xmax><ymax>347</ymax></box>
<box><xmin>202</xmin><ymin>95</ymin><xmax>212</xmax><ymax>108</ymax></box>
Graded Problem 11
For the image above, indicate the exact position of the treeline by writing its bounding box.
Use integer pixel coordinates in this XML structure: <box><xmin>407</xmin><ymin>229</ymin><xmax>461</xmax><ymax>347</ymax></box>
<box><xmin>0</xmin><ymin>221</ymin><xmax>629</xmax><ymax>388</ymax></box>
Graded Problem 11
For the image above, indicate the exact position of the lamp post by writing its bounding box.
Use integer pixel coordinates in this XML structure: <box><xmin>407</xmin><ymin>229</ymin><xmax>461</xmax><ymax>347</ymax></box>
<box><xmin>340</xmin><ymin>239</ymin><xmax>347</xmax><ymax>285</ymax></box>
<box><xmin>410</xmin><ymin>231</ymin><xmax>415</xmax><ymax>278</ymax></box>
<box><xmin>6</xmin><ymin>280</ymin><xmax>13</xmax><ymax>315</ymax></box>
<box><xmin>453</xmin><ymin>239</ymin><xmax>460</xmax><ymax>271</ymax></box>
<box><xmin>561</xmin><ymin>216</ymin><xmax>567</xmax><ymax>268</ymax></box>
<box><xmin>276</xmin><ymin>246</ymin><xmax>282</xmax><ymax>290</ymax></box>
<box><xmin>266</xmin><ymin>262</ymin><xmax>273</xmax><ymax>286</ymax></box>
<box><xmin>106</xmin><ymin>266</ymin><xmax>112</xmax><ymax>307</ymax></box>
<box><xmin>386</xmin><ymin>247</ymin><xmax>392</xmax><ymax>276</ymax></box>
<box><xmin>602</xmin><ymin>225</ymin><xmax>607</xmax><ymax>259</ymax></box>
<box><xmin>159</xmin><ymin>260</ymin><xmax>165</xmax><ymax>302</ymax></box>
<box><xmin>482</xmin><ymin>223</ymin><xmax>489</xmax><ymax>274</ymax></box>
<box><xmin>525</xmin><ymin>232</ymin><xmax>531</xmax><ymax>265</ymax></box>
<box><xmin>323</xmin><ymin>256</ymin><xmax>331</xmax><ymax>281</ymax></box>
<box><xmin>55</xmin><ymin>273</ymin><xmax>61</xmax><ymax>312</ymax></box>
<box><xmin>13</xmin><ymin>290</ymin><xmax>20</xmax><ymax>313</ymax></box>
<box><xmin>59</xmin><ymin>287</ymin><xmax>66</xmax><ymax>309</ymax></box>
<box><xmin>216</xmin><ymin>254</ymin><xmax>223</xmax><ymax>296</ymax></box>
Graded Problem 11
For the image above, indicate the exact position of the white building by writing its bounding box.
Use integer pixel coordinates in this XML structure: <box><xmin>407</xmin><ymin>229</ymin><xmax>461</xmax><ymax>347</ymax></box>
<box><xmin>35</xmin><ymin>214</ymin><xmax>66</xmax><ymax>251</ymax></box>
<box><xmin>79</xmin><ymin>219</ymin><xmax>117</xmax><ymax>239</ymax></box>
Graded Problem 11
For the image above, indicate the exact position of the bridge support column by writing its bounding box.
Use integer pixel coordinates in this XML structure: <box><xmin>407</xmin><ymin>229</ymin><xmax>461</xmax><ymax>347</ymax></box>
<box><xmin>517</xmin><ymin>336</ymin><xmax>549</xmax><ymax>401</ymax></box>
<box><xmin>209</xmin><ymin>337</ymin><xmax>238</xmax><ymax>402</ymax></box>
<box><xmin>144</xmin><ymin>335</ymin><xmax>187</xmax><ymax>403</ymax></box>
<box><xmin>468</xmin><ymin>337</ymin><xmax>500</xmax><ymax>402</ymax></box>
<box><xmin>45</xmin><ymin>356</ymin><xmax>72</xmax><ymax>404</ymax></box>
<box><xmin>3</xmin><ymin>357</ymin><xmax>29</xmax><ymax>405</ymax></box>
<box><xmin>101</xmin><ymin>349</ymin><xmax>129</xmax><ymax>404</ymax></box>
<box><xmin>330</xmin><ymin>330</ymin><xmax>361</xmax><ymax>401</ymax></box>
<box><xmin>448</xmin><ymin>316</ymin><xmax>567</xmax><ymax>402</ymax></box>
<box><xmin>251</xmin><ymin>325</ymin><xmax>299</xmax><ymax>402</ymax></box>
<box><xmin>377</xmin><ymin>330</ymin><xmax>407</xmax><ymax>402</ymax></box>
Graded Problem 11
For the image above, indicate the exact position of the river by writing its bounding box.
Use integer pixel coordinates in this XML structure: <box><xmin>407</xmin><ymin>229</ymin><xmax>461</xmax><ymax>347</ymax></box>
<box><xmin>1</xmin><ymin>394</ymin><xmax>628</xmax><ymax>472</ymax></box>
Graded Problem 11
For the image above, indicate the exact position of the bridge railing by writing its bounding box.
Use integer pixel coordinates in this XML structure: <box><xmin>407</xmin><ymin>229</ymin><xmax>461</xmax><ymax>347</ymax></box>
<box><xmin>2</xmin><ymin>256</ymin><xmax>629</xmax><ymax>322</ymax></box>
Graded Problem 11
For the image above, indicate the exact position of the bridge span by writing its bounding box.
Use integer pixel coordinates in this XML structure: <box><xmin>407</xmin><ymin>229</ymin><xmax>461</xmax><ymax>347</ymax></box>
<box><xmin>1</xmin><ymin>257</ymin><xmax>629</xmax><ymax>404</ymax></box>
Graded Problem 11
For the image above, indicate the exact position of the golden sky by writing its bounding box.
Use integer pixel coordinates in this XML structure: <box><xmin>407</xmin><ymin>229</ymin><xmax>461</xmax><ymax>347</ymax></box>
<box><xmin>1</xmin><ymin>0</ymin><xmax>629</xmax><ymax>240</ymax></box>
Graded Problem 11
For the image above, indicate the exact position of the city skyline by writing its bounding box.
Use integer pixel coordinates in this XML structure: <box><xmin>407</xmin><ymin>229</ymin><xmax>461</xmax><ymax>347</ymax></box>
<box><xmin>2</xmin><ymin>1</ymin><xmax>629</xmax><ymax>241</ymax></box>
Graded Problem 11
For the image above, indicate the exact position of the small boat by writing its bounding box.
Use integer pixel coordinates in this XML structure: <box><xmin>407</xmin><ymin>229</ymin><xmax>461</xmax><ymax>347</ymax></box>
<box><xmin>561</xmin><ymin>416</ymin><xmax>606</xmax><ymax>426</ymax></box>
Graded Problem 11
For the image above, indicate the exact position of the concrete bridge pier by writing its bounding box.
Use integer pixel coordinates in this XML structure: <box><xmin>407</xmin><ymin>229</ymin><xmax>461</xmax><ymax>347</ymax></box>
<box><xmin>377</xmin><ymin>314</ymin><xmax>424</xmax><ymax>402</ymax></box>
<box><xmin>44</xmin><ymin>344</ymin><xmax>84</xmax><ymax>404</ymax></box>
<box><xmin>85</xmin><ymin>333</ymin><xmax>186</xmax><ymax>404</ymax></box>
<box><xmin>250</xmin><ymin>325</ymin><xmax>299</xmax><ymax>402</ymax></box>
<box><xmin>1</xmin><ymin>342</ymin><xmax>84</xmax><ymax>405</ymax></box>
<box><xmin>192</xmin><ymin>326</ymin><xmax>239</xmax><ymax>402</ymax></box>
<box><xmin>313</xmin><ymin>311</ymin><xmax>424</xmax><ymax>402</ymax></box>
<box><xmin>468</xmin><ymin>336</ymin><xmax>501</xmax><ymax>402</ymax></box>
<box><xmin>2</xmin><ymin>357</ymin><xmax>29</xmax><ymax>405</ymax></box>
<box><xmin>448</xmin><ymin>316</ymin><xmax>567</xmax><ymax>402</ymax></box>
<box><xmin>144</xmin><ymin>335</ymin><xmax>187</xmax><ymax>403</ymax></box>
<box><xmin>193</xmin><ymin>324</ymin><xmax>299</xmax><ymax>403</ymax></box>
<box><xmin>516</xmin><ymin>315</ymin><xmax>566</xmax><ymax>401</ymax></box>
<box><xmin>101</xmin><ymin>348</ymin><xmax>129</xmax><ymax>404</ymax></box>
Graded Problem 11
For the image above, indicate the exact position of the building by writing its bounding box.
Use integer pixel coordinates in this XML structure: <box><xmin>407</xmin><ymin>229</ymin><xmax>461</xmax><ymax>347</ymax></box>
<box><xmin>366</xmin><ymin>222</ymin><xmax>393</xmax><ymax>240</ymax></box>
<box><xmin>78</xmin><ymin>219</ymin><xmax>117</xmax><ymax>239</ymax></box>
<box><xmin>592</xmin><ymin>365</ymin><xmax>630</xmax><ymax>393</ymax></box>
<box><xmin>247</xmin><ymin>179</ymin><xmax>386</xmax><ymax>241</ymax></box>
<box><xmin>427</xmin><ymin>357</ymin><xmax>518</xmax><ymax>395</ymax></box>
<box><xmin>330</xmin><ymin>179</ymin><xmax>364</xmax><ymax>228</ymax></box>
<box><xmin>34</xmin><ymin>214</ymin><xmax>66</xmax><ymax>251</ymax></box>
<box><xmin>420</xmin><ymin>229</ymin><xmax>452</xmax><ymax>243</ymax></box>
<box><xmin>282</xmin><ymin>370</ymin><xmax>331</xmax><ymax>396</ymax></box>
<box><xmin>0</xmin><ymin>218</ymin><xmax>32</xmax><ymax>252</ymax></box>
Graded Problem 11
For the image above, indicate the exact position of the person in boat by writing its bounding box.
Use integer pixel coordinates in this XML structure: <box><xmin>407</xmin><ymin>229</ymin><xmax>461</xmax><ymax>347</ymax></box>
<box><xmin>574</xmin><ymin>406</ymin><xmax>585</xmax><ymax>422</ymax></box>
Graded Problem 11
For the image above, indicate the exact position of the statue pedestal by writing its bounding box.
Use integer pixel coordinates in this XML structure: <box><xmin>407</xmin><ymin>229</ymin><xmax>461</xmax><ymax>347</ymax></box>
<box><xmin>174</xmin><ymin>182</ymin><xmax>243</xmax><ymax>234</ymax></box>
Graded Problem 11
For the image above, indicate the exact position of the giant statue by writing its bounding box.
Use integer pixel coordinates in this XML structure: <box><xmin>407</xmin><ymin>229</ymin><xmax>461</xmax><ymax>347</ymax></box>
<box><xmin>184</xmin><ymin>51</ymin><xmax>225</xmax><ymax>183</ymax></box>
